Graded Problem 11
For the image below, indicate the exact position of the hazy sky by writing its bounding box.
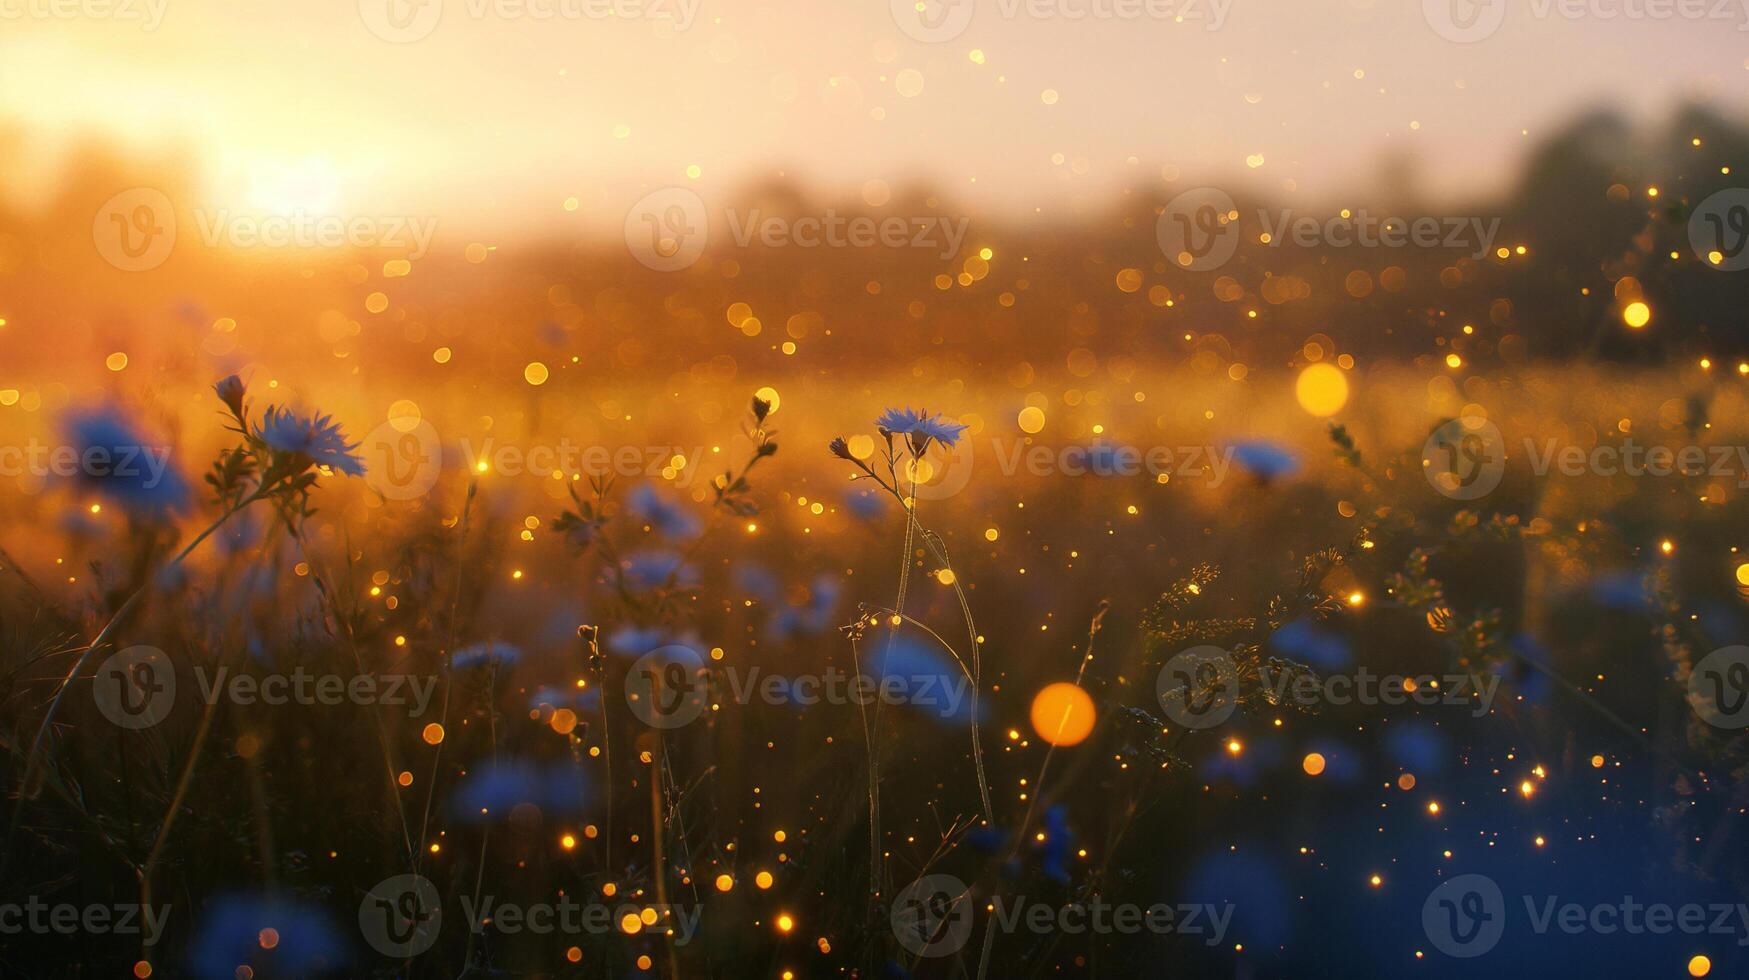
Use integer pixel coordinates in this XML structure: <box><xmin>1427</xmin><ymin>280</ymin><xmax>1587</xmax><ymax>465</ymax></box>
<box><xmin>2</xmin><ymin>0</ymin><xmax>1745</xmax><ymax>233</ymax></box>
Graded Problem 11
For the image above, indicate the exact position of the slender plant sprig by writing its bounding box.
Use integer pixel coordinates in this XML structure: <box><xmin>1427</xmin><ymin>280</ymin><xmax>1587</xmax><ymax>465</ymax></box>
<box><xmin>831</xmin><ymin>415</ymin><xmax>995</xmax><ymax>832</ymax></box>
<box><xmin>416</xmin><ymin>480</ymin><xmax>478</xmax><ymax>875</ymax></box>
<box><xmin>547</xmin><ymin>394</ymin><xmax>779</xmax><ymax>969</ymax></box>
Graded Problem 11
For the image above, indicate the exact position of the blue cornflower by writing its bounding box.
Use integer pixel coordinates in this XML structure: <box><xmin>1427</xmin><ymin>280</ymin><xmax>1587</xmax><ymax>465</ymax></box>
<box><xmin>770</xmin><ymin>573</ymin><xmax>841</xmax><ymax>639</ymax></box>
<box><xmin>622</xmin><ymin>549</ymin><xmax>698</xmax><ymax>592</ymax></box>
<box><xmin>733</xmin><ymin>561</ymin><xmax>782</xmax><ymax>603</ymax></box>
<box><xmin>188</xmin><ymin>894</ymin><xmax>346</xmax><ymax>979</ymax></box>
<box><xmin>843</xmin><ymin>487</ymin><xmax>886</xmax><ymax>519</ymax></box>
<box><xmin>876</xmin><ymin>407</ymin><xmax>968</xmax><ymax>452</ymax></box>
<box><xmin>627</xmin><ymin>483</ymin><xmax>702</xmax><ymax>540</ymax></box>
<box><xmin>450</xmin><ymin>762</ymin><xmax>588</xmax><ymax>822</ymax></box>
<box><xmin>874</xmin><ymin>634</ymin><xmax>973</xmax><ymax>727</ymax></box>
<box><xmin>606</xmin><ymin>625</ymin><xmax>672</xmax><ymax>658</ymax></box>
<box><xmin>212</xmin><ymin>374</ymin><xmax>246</xmax><ymax>418</ymax></box>
<box><xmin>1229</xmin><ymin>440</ymin><xmax>1300</xmax><ymax>481</ymax></box>
<box><xmin>528</xmin><ymin>684</ymin><xmax>600</xmax><ymax>713</ymax></box>
<box><xmin>258</xmin><ymin>406</ymin><xmax>364</xmax><ymax>476</ymax></box>
<box><xmin>1038</xmin><ymin>804</ymin><xmax>1073</xmax><ymax>883</ymax></box>
<box><xmin>604</xmin><ymin>625</ymin><xmax>704</xmax><ymax>660</ymax></box>
<box><xmin>453</xmin><ymin>641</ymin><xmax>523</xmax><ymax>671</ymax></box>
<box><xmin>63</xmin><ymin>409</ymin><xmax>193</xmax><ymax>518</ymax></box>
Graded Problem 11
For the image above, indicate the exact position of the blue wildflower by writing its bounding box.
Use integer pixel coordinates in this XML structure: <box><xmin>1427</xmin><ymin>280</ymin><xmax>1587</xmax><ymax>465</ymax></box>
<box><xmin>212</xmin><ymin>374</ymin><xmax>246</xmax><ymax>418</ymax></box>
<box><xmin>1229</xmin><ymin>440</ymin><xmax>1301</xmax><ymax>481</ymax></box>
<box><xmin>258</xmin><ymin>405</ymin><xmax>364</xmax><ymax>476</ymax></box>
<box><xmin>733</xmin><ymin>562</ymin><xmax>782</xmax><ymax>602</ymax></box>
<box><xmin>1038</xmin><ymin>805</ymin><xmax>1073</xmax><ymax>883</ymax></box>
<box><xmin>453</xmin><ymin>641</ymin><xmax>522</xmax><ymax>671</ymax></box>
<box><xmin>627</xmin><ymin>483</ymin><xmax>703</xmax><ymax>540</ymax></box>
<box><xmin>63</xmin><ymin>409</ymin><xmax>193</xmax><ymax>518</ymax></box>
<box><xmin>873</xmin><ymin>634</ymin><xmax>973</xmax><ymax>726</ymax></box>
<box><xmin>770</xmin><ymin>574</ymin><xmax>841</xmax><ymax>639</ymax></box>
<box><xmin>876</xmin><ymin>407</ymin><xmax>968</xmax><ymax>453</ymax></box>
<box><xmin>449</xmin><ymin>762</ymin><xmax>588</xmax><ymax>822</ymax></box>
<box><xmin>1181</xmin><ymin>848</ymin><xmax>1292</xmax><ymax>948</ymax></box>
<box><xmin>1383</xmin><ymin>721</ymin><xmax>1449</xmax><ymax>775</ymax></box>
<box><xmin>844</xmin><ymin>487</ymin><xmax>886</xmax><ymax>519</ymax></box>
<box><xmin>622</xmin><ymin>549</ymin><xmax>698</xmax><ymax>592</ymax></box>
<box><xmin>607</xmin><ymin>625</ymin><xmax>673</xmax><ymax>658</ymax></box>
<box><xmin>528</xmin><ymin>684</ymin><xmax>601</xmax><ymax>713</ymax></box>
<box><xmin>1268</xmin><ymin>618</ymin><xmax>1352</xmax><ymax>670</ymax></box>
<box><xmin>188</xmin><ymin>894</ymin><xmax>346</xmax><ymax>980</ymax></box>
<box><xmin>1587</xmin><ymin>570</ymin><xmax>1651</xmax><ymax>612</ymax></box>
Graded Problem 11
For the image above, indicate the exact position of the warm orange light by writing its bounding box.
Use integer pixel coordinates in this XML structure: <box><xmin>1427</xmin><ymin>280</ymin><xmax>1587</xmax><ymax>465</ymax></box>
<box><xmin>1029</xmin><ymin>683</ymin><xmax>1096</xmax><ymax>746</ymax></box>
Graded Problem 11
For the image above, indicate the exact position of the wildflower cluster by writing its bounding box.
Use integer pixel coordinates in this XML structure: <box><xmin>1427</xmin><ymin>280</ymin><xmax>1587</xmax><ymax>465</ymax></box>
<box><xmin>829</xmin><ymin>406</ymin><xmax>966</xmax><ymax>505</ymax></box>
<box><xmin>205</xmin><ymin>374</ymin><xmax>365</xmax><ymax>520</ymax></box>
